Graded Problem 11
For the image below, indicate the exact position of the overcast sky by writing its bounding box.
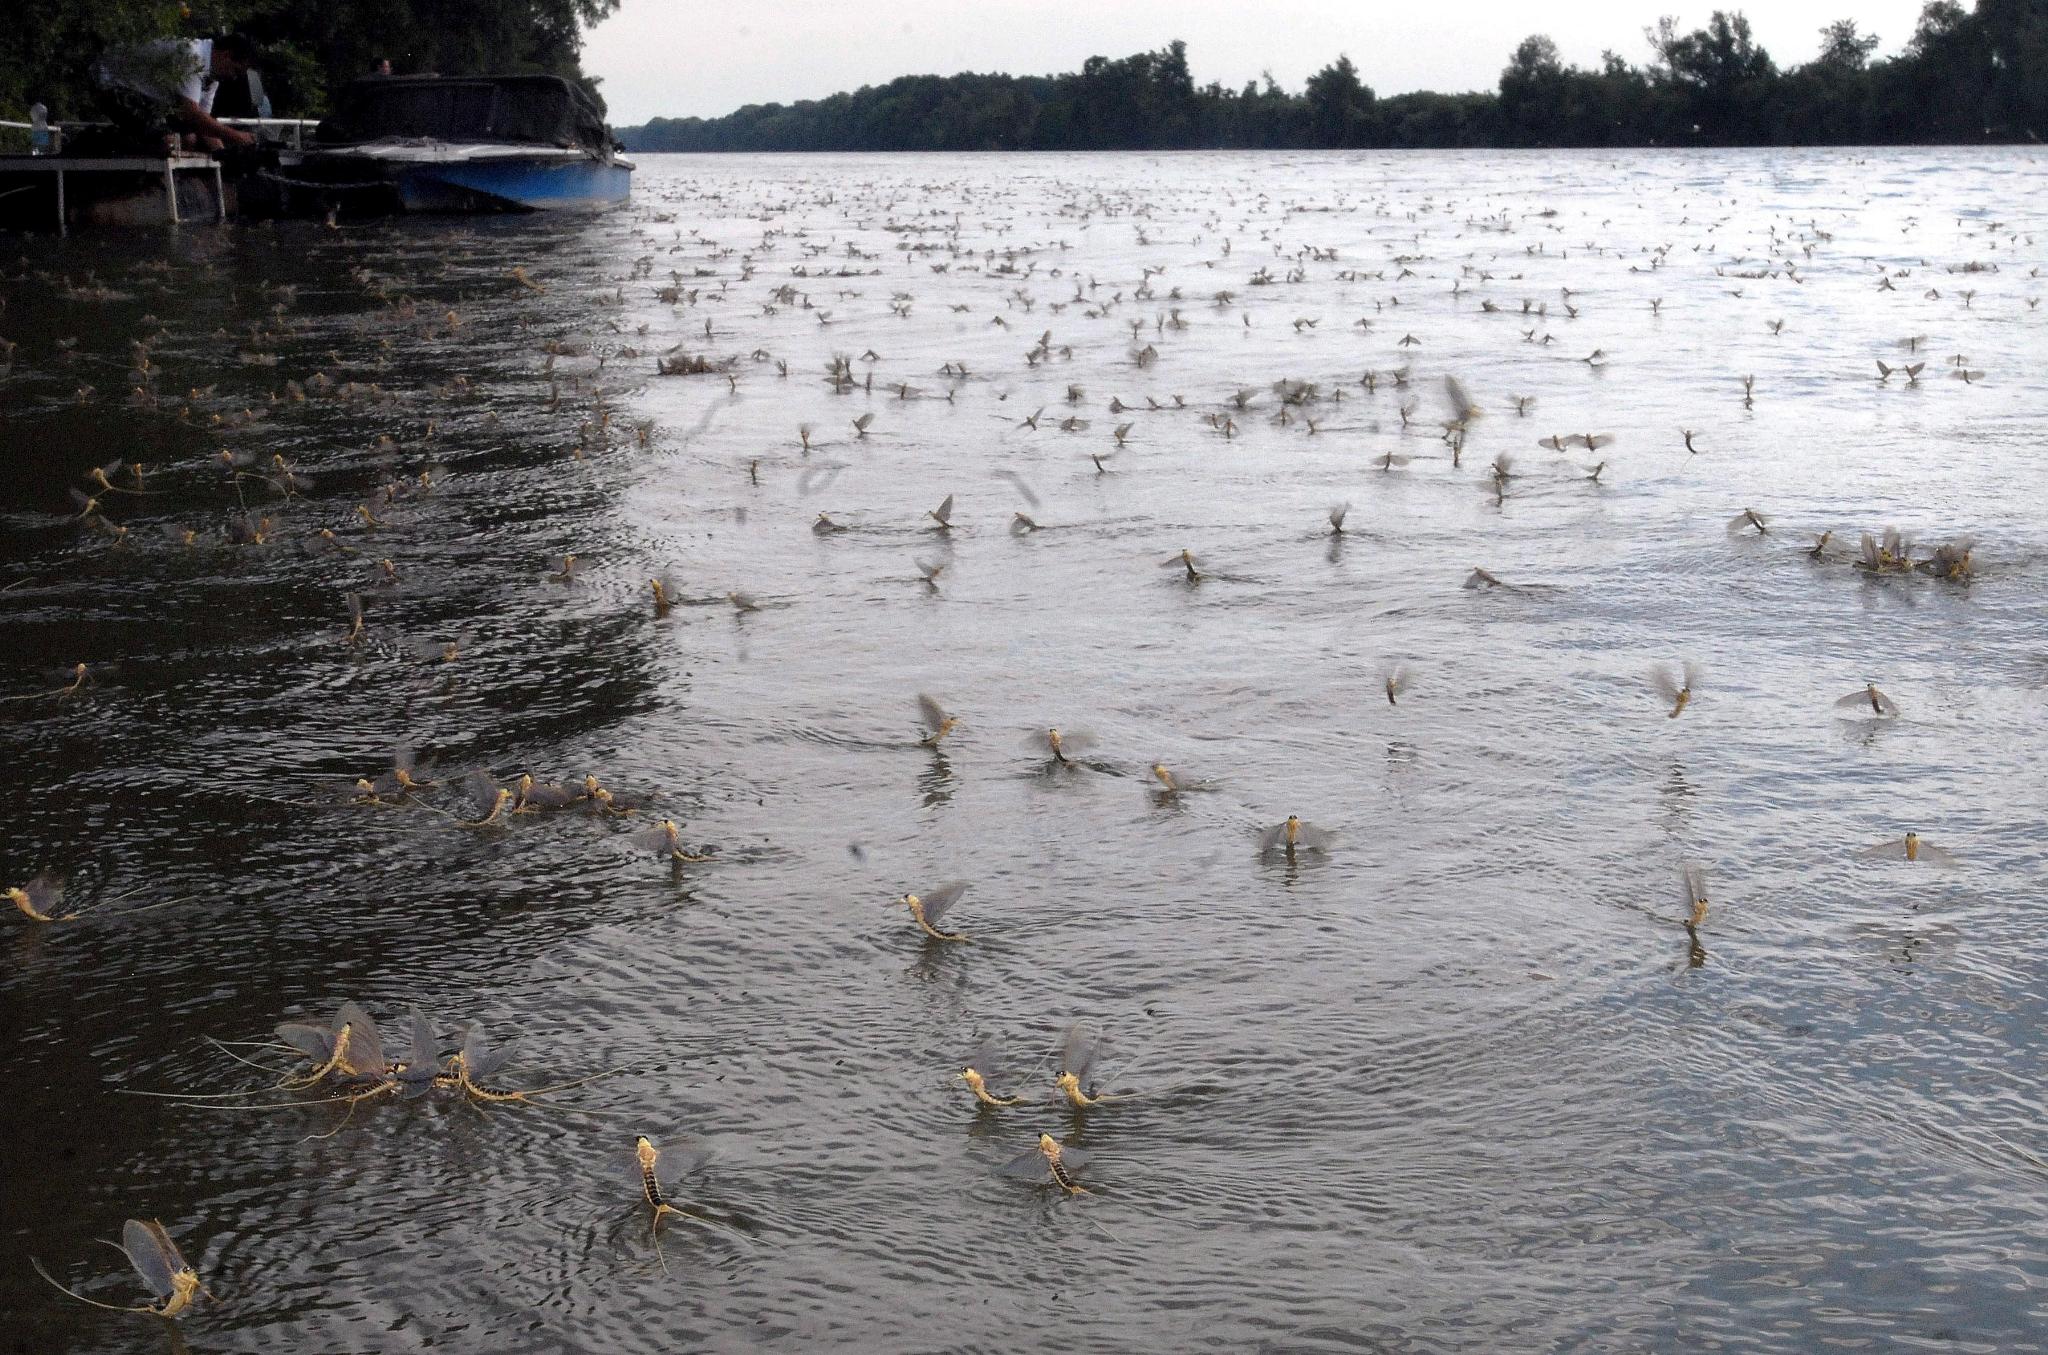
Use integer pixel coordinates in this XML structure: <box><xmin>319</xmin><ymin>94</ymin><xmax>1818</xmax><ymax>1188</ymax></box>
<box><xmin>583</xmin><ymin>1</ymin><xmax>1934</xmax><ymax>124</ymax></box>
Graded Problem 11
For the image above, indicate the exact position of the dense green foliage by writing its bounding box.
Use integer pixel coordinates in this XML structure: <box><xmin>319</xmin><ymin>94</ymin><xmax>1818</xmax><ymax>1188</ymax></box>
<box><xmin>0</xmin><ymin>0</ymin><xmax>617</xmax><ymax>124</ymax></box>
<box><xmin>620</xmin><ymin>3</ymin><xmax>2047</xmax><ymax>152</ymax></box>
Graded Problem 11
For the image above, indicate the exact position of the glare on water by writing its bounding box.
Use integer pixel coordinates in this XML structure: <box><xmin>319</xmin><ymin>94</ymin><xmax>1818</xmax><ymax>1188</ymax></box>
<box><xmin>1</xmin><ymin>147</ymin><xmax>2045</xmax><ymax>1354</ymax></box>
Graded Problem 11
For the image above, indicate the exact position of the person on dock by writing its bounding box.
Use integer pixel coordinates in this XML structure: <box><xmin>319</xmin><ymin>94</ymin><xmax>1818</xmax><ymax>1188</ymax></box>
<box><xmin>91</xmin><ymin>33</ymin><xmax>260</xmax><ymax>154</ymax></box>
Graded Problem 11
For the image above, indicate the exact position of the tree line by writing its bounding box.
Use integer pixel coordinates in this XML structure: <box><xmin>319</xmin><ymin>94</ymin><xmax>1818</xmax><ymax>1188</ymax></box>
<box><xmin>619</xmin><ymin>3</ymin><xmax>2046</xmax><ymax>153</ymax></box>
<box><xmin>1</xmin><ymin>0</ymin><xmax>618</xmax><ymax>126</ymax></box>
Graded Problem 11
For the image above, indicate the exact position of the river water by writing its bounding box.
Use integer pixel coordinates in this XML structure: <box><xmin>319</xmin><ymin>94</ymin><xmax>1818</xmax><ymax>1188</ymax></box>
<box><xmin>2</xmin><ymin>148</ymin><xmax>2045</xmax><ymax>1353</ymax></box>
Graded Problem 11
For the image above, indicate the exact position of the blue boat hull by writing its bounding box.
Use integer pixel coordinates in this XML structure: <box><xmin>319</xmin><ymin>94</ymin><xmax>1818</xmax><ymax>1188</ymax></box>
<box><xmin>394</xmin><ymin>157</ymin><xmax>631</xmax><ymax>211</ymax></box>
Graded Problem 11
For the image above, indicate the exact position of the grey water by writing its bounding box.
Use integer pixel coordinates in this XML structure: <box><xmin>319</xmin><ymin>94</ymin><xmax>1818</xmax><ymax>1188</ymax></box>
<box><xmin>2</xmin><ymin>147</ymin><xmax>2045</xmax><ymax>1354</ymax></box>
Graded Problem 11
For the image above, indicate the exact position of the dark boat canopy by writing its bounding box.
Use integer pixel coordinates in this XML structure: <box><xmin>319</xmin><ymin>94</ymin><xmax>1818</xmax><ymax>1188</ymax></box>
<box><xmin>314</xmin><ymin>75</ymin><xmax>610</xmax><ymax>151</ymax></box>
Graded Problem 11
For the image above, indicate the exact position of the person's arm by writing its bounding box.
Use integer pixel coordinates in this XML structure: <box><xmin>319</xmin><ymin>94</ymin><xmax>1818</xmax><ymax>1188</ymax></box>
<box><xmin>175</xmin><ymin>95</ymin><xmax>255</xmax><ymax>147</ymax></box>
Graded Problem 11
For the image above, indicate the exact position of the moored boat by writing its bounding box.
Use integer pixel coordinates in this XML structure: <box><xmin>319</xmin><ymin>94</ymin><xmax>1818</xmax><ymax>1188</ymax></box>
<box><xmin>279</xmin><ymin>74</ymin><xmax>631</xmax><ymax>214</ymax></box>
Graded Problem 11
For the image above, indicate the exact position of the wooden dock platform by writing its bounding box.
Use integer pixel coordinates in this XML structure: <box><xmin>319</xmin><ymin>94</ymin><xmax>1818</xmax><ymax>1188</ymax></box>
<box><xmin>0</xmin><ymin>153</ymin><xmax>225</xmax><ymax>234</ymax></box>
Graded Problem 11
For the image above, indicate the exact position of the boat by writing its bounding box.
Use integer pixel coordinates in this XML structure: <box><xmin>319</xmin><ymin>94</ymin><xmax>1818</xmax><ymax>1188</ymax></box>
<box><xmin>277</xmin><ymin>74</ymin><xmax>631</xmax><ymax>214</ymax></box>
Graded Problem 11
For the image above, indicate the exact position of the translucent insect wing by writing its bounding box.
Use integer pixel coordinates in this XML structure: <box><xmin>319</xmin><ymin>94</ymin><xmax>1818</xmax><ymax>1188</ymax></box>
<box><xmin>335</xmin><ymin>1002</ymin><xmax>386</xmax><ymax>1075</ymax></box>
<box><xmin>660</xmin><ymin>1143</ymin><xmax>712</xmax><ymax>1183</ymax></box>
<box><xmin>1681</xmin><ymin>864</ymin><xmax>1708</xmax><ymax>909</ymax></box>
<box><xmin>1258</xmin><ymin>822</ymin><xmax>1289</xmax><ymax>852</ymax></box>
<box><xmin>25</xmin><ymin>872</ymin><xmax>66</xmax><ymax>914</ymax></box>
<box><xmin>1442</xmin><ymin>375</ymin><xmax>1472</xmax><ymax>417</ymax></box>
<box><xmin>461</xmin><ymin>770</ymin><xmax>503</xmax><ymax>813</ymax></box>
<box><xmin>1649</xmin><ymin>666</ymin><xmax>1681</xmax><ymax>704</ymax></box>
<box><xmin>961</xmin><ymin>1036</ymin><xmax>1001</xmax><ymax>1076</ymax></box>
<box><xmin>916</xmin><ymin>693</ymin><xmax>948</xmax><ymax>734</ymax></box>
<box><xmin>398</xmin><ymin>1010</ymin><xmax>440</xmax><ymax>1087</ymax></box>
<box><xmin>462</xmin><ymin>1026</ymin><xmax>514</xmax><ymax>1080</ymax></box>
<box><xmin>628</xmin><ymin>823</ymin><xmax>676</xmax><ymax>853</ymax></box>
<box><xmin>997</xmin><ymin>1147</ymin><xmax>1052</xmax><ymax>1181</ymax></box>
<box><xmin>919</xmin><ymin>881</ymin><xmax>969</xmax><ymax>925</ymax></box>
<box><xmin>120</xmin><ymin>1220</ymin><xmax>180</xmax><ymax>1298</ymax></box>
<box><xmin>275</xmin><ymin>1021</ymin><xmax>336</xmax><ymax>1062</ymax></box>
<box><xmin>1060</xmin><ymin>1027</ymin><xmax>1100</xmax><ymax>1084</ymax></box>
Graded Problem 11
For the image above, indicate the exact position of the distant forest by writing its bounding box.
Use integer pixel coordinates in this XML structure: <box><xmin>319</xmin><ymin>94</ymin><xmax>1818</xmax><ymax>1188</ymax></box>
<box><xmin>620</xmin><ymin>2</ymin><xmax>2046</xmax><ymax>152</ymax></box>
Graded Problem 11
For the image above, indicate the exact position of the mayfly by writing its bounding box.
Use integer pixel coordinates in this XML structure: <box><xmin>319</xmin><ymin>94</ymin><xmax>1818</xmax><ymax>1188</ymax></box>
<box><xmin>1650</xmin><ymin>661</ymin><xmax>1702</xmax><ymax>719</ymax></box>
<box><xmin>1025</xmin><ymin>727</ymin><xmax>1095</xmax><ymax>766</ymax></box>
<box><xmin>1380</xmin><ymin>665</ymin><xmax>1411</xmax><ymax>706</ymax></box>
<box><xmin>999</xmin><ymin>1133</ymin><xmax>1092</xmax><ymax>1195</ymax></box>
<box><xmin>15</xmin><ymin>660</ymin><xmax>118</xmax><ymax>702</ymax></box>
<box><xmin>1148</xmin><ymin>763</ymin><xmax>1220</xmax><ymax>796</ymax></box>
<box><xmin>1918</xmin><ymin>537</ymin><xmax>1974</xmax><ymax>581</ymax></box>
<box><xmin>276</xmin><ymin>1000</ymin><xmax>386</xmax><ymax>1088</ymax></box>
<box><xmin>1162</xmin><ymin>548</ymin><xmax>1200</xmax><ymax>583</ymax></box>
<box><xmin>957</xmin><ymin>1039</ymin><xmax>1028</xmax><ymax>1108</ymax></box>
<box><xmin>897</xmin><ymin>881</ymin><xmax>971</xmax><ymax>942</ymax></box>
<box><xmin>650</xmin><ymin>574</ymin><xmax>679</xmax><ymax>618</ymax></box>
<box><xmin>627</xmin><ymin>1136</ymin><xmax>745</xmax><ymax>1273</ymax></box>
<box><xmin>1857</xmin><ymin>529</ymin><xmax>1914</xmax><ymax>575</ymax></box>
<box><xmin>1835</xmin><ymin>683</ymin><xmax>1900</xmax><ymax>717</ymax></box>
<box><xmin>915</xmin><ymin>693</ymin><xmax>959</xmax><ymax>747</ymax></box>
<box><xmin>1726</xmin><ymin>507</ymin><xmax>1768</xmax><ymax>536</ymax></box>
<box><xmin>1054</xmin><ymin>1026</ymin><xmax>1138</xmax><ymax>1109</ymax></box>
<box><xmin>8</xmin><ymin>872</ymin><xmax>76</xmax><ymax>923</ymax></box>
<box><xmin>372</xmin><ymin>746</ymin><xmax>435</xmax><ymax>798</ymax></box>
<box><xmin>7</xmin><ymin>874</ymin><xmax>180</xmax><ymax>925</ymax></box>
<box><xmin>513</xmin><ymin>774</ymin><xmax>581</xmax><ymax>812</ymax></box>
<box><xmin>1858</xmin><ymin>832</ymin><xmax>1956</xmax><ymax>865</ymax></box>
<box><xmin>393</xmin><ymin>1009</ymin><xmax>445</xmax><ymax>1099</ymax></box>
<box><xmin>1681</xmin><ymin>863</ymin><xmax>1710</xmax><ymax>931</ymax></box>
<box><xmin>403</xmin><ymin>633</ymin><xmax>476</xmax><ymax>665</ymax></box>
<box><xmin>629</xmin><ymin>818</ymin><xmax>712</xmax><ymax>862</ymax></box>
<box><xmin>926</xmin><ymin>494</ymin><xmax>955</xmax><ymax>531</ymax></box>
<box><xmin>631</xmin><ymin>1135</ymin><xmax>708</xmax><ymax>1228</ymax></box>
<box><xmin>32</xmin><ymin>1219</ymin><xmax>208</xmax><ymax>1318</ymax></box>
<box><xmin>456</xmin><ymin>771</ymin><xmax>514</xmax><ymax>827</ymax></box>
<box><xmin>579</xmin><ymin>774</ymin><xmax>639</xmax><ymax>817</ymax></box>
<box><xmin>1258</xmin><ymin>816</ymin><xmax>1332</xmax><ymax>857</ymax></box>
<box><xmin>446</xmin><ymin>1023</ymin><xmax>620</xmax><ymax>1105</ymax></box>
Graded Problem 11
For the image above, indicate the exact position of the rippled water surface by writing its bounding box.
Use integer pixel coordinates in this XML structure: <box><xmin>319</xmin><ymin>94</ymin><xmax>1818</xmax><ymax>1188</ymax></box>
<box><xmin>3</xmin><ymin>148</ymin><xmax>2046</xmax><ymax>1353</ymax></box>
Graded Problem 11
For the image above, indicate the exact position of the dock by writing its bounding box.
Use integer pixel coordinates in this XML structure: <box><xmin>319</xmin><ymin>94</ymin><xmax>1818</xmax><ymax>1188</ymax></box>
<box><xmin>0</xmin><ymin>152</ymin><xmax>226</xmax><ymax>234</ymax></box>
